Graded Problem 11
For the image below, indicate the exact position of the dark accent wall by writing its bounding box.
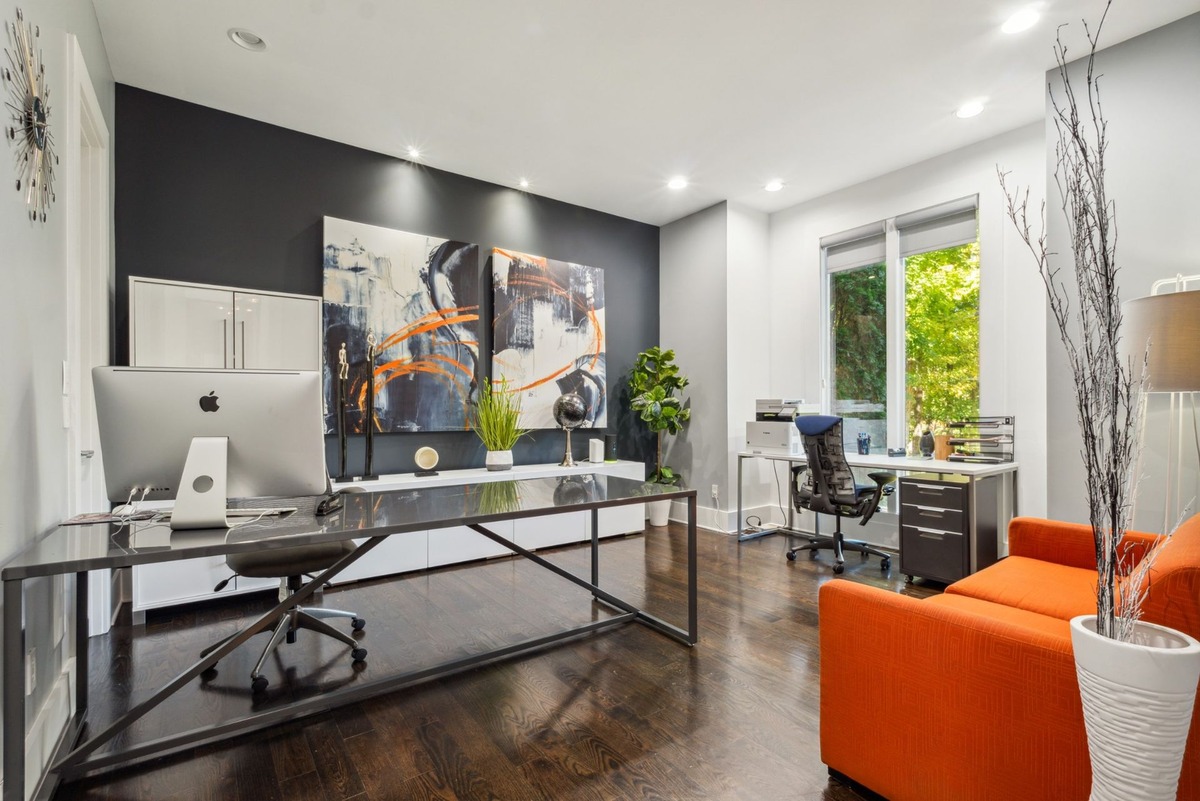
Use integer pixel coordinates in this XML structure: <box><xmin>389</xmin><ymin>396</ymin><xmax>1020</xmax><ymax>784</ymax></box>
<box><xmin>115</xmin><ymin>85</ymin><xmax>659</xmax><ymax>476</ymax></box>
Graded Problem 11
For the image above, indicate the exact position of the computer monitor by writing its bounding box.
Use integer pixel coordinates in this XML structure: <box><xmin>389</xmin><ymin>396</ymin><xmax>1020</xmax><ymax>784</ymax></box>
<box><xmin>92</xmin><ymin>367</ymin><xmax>329</xmax><ymax>530</ymax></box>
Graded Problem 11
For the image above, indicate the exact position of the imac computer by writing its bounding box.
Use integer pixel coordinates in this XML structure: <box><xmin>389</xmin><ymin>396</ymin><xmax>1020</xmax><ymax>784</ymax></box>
<box><xmin>92</xmin><ymin>367</ymin><xmax>329</xmax><ymax>530</ymax></box>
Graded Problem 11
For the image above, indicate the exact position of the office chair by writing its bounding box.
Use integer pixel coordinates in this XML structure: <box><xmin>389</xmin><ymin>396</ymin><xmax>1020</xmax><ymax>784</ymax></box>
<box><xmin>201</xmin><ymin>540</ymin><xmax>367</xmax><ymax>692</ymax></box>
<box><xmin>785</xmin><ymin>415</ymin><xmax>895</xmax><ymax>574</ymax></box>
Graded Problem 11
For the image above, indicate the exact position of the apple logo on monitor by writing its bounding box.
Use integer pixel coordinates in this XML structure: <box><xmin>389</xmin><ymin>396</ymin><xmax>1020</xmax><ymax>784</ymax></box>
<box><xmin>199</xmin><ymin>391</ymin><xmax>220</xmax><ymax>413</ymax></box>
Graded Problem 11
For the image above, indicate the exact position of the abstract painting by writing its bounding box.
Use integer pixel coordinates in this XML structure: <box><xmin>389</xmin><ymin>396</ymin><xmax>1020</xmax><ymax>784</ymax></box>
<box><xmin>323</xmin><ymin>217</ymin><xmax>479</xmax><ymax>433</ymax></box>
<box><xmin>491</xmin><ymin>248</ymin><xmax>606</xmax><ymax>429</ymax></box>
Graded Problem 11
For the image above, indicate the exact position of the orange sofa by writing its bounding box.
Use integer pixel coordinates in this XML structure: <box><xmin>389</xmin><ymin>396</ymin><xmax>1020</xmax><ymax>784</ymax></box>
<box><xmin>819</xmin><ymin>515</ymin><xmax>1200</xmax><ymax>800</ymax></box>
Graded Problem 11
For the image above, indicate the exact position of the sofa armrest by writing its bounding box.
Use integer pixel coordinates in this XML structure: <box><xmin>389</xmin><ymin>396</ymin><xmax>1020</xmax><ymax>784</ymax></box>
<box><xmin>1007</xmin><ymin>516</ymin><xmax>1161</xmax><ymax>571</ymax></box>
<box><xmin>818</xmin><ymin>580</ymin><xmax>1088</xmax><ymax>800</ymax></box>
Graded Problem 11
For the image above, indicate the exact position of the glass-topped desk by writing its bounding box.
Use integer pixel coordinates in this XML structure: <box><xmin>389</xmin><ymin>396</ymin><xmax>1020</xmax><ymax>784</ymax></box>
<box><xmin>2</xmin><ymin>474</ymin><xmax>698</xmax><ymax>801</ymax></box>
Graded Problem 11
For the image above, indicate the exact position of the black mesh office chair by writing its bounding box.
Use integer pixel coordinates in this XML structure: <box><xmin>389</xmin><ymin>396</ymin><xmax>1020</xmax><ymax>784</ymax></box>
<box><xmin>201</xmin><ymin>540</ymin><xmax>367</xmax><ymax>692</ymax></box>
<box><xmin>785</xmin><ymin>415</ymin><xmax>895</xmax><ymax>574</ymax></box>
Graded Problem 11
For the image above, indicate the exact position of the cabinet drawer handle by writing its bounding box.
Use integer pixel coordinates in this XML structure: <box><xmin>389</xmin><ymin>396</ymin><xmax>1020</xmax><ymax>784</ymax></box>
<box><xmin>918</xmin><ymin>532</ymin><xmax>944</xmax><ymax>540</ymax></box>
<box><xmin>913</xmin><ymin>485</ymin><xmax>946</xmax><ymax>493</ymax></box>
<box><xmin>913</xmin><ymin>505</ymin><xmax>945</xmax><ymax>515</ymax></box>
<box><xmin>912</xmin><ymin>525</ymin><xmax>952</xmax><ymax>536</ymax></box>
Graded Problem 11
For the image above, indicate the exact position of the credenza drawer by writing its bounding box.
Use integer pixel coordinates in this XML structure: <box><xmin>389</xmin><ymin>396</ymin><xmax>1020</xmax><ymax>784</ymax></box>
<box><xmin>900</xmin><ymin>525</ymin><xmax>966</xmax><ymax>584</ymax></box>
<box><xmin>901</xmin><ymin>503</ymin><xmax>965</xmax><ymax>534</ymax></box>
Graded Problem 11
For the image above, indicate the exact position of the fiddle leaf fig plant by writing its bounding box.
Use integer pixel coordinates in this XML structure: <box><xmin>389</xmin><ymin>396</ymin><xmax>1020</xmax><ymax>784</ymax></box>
<box><xmin>629</xmin><ymin>347</ymin><xmax>691</xmax><ymax>485</ymax></box>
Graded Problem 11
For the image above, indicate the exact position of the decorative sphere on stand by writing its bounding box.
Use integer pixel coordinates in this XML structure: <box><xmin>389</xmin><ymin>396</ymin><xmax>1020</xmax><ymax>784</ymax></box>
<box><xmin>553</xmin><ymin>393</ymin><xmax>587</xmax><ymax>430</ymax></box>
<box><xmin>553</xmin><ymin>392</ymin><xmax>587</xmax><ymax>466</ymax></box>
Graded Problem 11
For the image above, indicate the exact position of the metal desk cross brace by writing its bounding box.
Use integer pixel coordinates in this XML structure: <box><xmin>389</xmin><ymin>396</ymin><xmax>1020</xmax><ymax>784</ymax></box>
<box><xmin>2</xmin><ymin>480</ymin><xmax>698</xmax><ymax>801</ymax></box>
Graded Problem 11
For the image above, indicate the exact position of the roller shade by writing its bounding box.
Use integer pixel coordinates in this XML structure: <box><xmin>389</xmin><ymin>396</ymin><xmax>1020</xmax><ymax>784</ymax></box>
<box><xmin>822</xmin><ymin>221</ymin><xmax>886</xmax><ymax>272</ymax></box>
<box><xmin>897</xmin><ymin>197</ymin><xmax>978</xmax><ymax>258</ymax></box>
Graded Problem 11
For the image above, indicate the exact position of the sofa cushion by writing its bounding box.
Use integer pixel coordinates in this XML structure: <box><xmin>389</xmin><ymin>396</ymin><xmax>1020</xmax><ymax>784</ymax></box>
<box><xmin>924</xmin><ymin>593</ymin><xmax>1072</xmax><ymax>640</ymax></box>
<box><xmin>945</xmin><ymin>555</ymin><xmax>1097</xmax><ymax>620</ymax></box>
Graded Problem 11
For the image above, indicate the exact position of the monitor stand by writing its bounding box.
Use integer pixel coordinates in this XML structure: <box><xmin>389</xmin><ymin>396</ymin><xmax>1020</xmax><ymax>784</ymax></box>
<box><xmin>171</xmin><ymin>436</ymin><xmax>230</xmax><ymax>530</ymax></box>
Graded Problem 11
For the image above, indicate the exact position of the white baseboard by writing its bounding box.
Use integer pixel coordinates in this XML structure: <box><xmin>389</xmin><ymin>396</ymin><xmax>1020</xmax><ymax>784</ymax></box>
<box><xmin>661</xmin><ymin>500</ymin><xmax>787</xmax><ymax>535</ymax></box>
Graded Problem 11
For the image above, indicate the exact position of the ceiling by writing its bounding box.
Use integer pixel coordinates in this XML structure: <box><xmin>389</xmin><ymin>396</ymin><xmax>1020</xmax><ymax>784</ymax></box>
<box><xmin>91</xmin><ymin>1</ymin><xmax>1200</xmax><ymax>226</ymax></box>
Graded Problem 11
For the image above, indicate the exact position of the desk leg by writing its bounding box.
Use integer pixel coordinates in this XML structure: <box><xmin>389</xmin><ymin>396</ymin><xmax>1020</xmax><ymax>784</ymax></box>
<box><xmin>590</xmin><ymin>508</ymin><xmax>599</xmax><ymax>589</ymax></box>
<box><xmin>4</xmin><ymin>579</ymin><xmax>24</xmax><ymax>801</ymax></box>
<box><xmin>688</xmin><ymin>494</ymin><xmax>698</xmax><ymax>644</ymax></box>
<box><xmin>75</xmin><ymin>572</ymin><xmax>88</xmax><ymax>717</ymax></box>
<box><xmin>736</xmin><ymin>455</ymin><xmax>743</xmax><ymax>536</ymax></box>
<box><xmin>738</xmin><ymin>455</ymin><xmax>783</xmax><ymax>542</ymax></box>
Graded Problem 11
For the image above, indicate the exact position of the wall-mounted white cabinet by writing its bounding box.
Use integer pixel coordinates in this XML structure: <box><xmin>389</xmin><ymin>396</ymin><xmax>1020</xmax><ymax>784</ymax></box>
<box><xmin>129</xmin><ymin>276</ymin><xmax>321</xmax><ymax>370</ymax></box>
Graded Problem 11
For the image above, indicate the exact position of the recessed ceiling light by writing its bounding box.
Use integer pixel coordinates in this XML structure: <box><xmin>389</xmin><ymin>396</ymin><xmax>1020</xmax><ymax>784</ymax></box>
<box><xmin>955</xmin><ymin>100</ymin><xmax>985</xmax><ymax>119</ymax></box>
<box><xmin>228</xmin><ymin>29</ymin><xmax>267</xmax><ymax>52</ymax></box>
<box><xmin>764</xmin><ymin>179</ymin><xmax>784</xmax><ymax>192</ymax></box>
<box><xmin>518</xmin><ymin>178</ymin><xmax>530</xmax><ymax>189</ymax></box>
<box><xmin>407</xmin><ymin>146</ymin><xmax>421</xmax><ymax>160</ymax></box>
<box><xmin>1001</xmin><ymin>6</ymin><xmax>1040</xmax><ymax>34</ymax></box>
<box><xmin>667</xmin><ymin>176</ymin><xmax>688</xmax><ymax>190</ymax></box>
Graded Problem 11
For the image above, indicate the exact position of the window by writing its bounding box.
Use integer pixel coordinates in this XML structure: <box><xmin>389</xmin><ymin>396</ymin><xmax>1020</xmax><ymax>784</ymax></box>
<box><xmin>822</xmin><ymin>198</ymin><xmax>980</xmax><ymax>454</ymax></box>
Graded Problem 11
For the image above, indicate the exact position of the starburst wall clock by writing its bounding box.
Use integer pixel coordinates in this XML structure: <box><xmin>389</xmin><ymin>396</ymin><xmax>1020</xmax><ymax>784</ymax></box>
<box><xmin>3</xmin><ymin>8</ymin><xmax>56</xmax><ymax>222</ymax></box>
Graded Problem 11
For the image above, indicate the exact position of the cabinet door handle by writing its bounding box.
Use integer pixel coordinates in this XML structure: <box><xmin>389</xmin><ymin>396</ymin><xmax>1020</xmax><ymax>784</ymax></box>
<box><xmin>223</xmin><ymin>319</ymin><xmax>229</xmax><ymax>368</ymax></box>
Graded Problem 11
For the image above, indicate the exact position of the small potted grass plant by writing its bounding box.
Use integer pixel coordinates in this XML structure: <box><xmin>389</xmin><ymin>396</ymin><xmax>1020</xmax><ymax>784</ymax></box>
<box><xmin>471</xmin><ymin>377</ymin><xmax>528</xmax><ymax>470</ymax></box>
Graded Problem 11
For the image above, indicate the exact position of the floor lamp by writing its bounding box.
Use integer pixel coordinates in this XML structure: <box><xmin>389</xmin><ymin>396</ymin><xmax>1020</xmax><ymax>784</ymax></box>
<box><xmin>1123</xmin><ymin>282</ymin><xmax>1200</xmax><ymax>531</ymax></box>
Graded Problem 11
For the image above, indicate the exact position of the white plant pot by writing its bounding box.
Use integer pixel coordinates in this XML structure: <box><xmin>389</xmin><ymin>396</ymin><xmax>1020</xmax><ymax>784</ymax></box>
<box><xmin>485</xmin><ymin>449</ymin><xmax>513</xmax><ymax>471</ymax></box>
<box><xmin>1070</xmin><ymin>615</ymin><xmax>1200</xmax><ymax>801</ymax></box>
<box><xmin>647</xmin><ymin>499</ymin><xmax>671</xmax><ymax>527</ymax></box>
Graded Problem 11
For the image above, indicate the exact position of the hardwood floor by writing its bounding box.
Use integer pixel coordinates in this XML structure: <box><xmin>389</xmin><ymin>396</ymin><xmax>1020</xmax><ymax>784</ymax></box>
<box><xmin>57</xmin><ymin>524</ymin><xmax>936</xmax><ymax>801</ymax></box>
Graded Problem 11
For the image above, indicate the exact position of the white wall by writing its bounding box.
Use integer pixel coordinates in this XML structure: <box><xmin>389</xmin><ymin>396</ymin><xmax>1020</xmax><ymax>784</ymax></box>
<box><xmin>765</xmin><ymin>123</ymin><xmax>1048</xmax><ymax>523</ymax></box>
<box><xmin>0</xmin><ymin>0</ymin><xmax>112</xmax><ymax>794</ymax></box>
<box><xmin>1045</xmin><ymin>12</ymin><xmax>1200</xmax><ymax>532</ymax></box>
<box><xmin>660</xmin><ymin>202</ymin><xmax>728</xmax><ymax>529</ymax></box>
<box><xmin>726</xmin><ymin>204</ymin><xmax>774</xmax><ymax>528</ymax></box>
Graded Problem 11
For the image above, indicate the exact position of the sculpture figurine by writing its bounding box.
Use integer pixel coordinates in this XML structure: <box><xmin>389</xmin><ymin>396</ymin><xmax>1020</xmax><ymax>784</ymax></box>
<box><xmin>336</xmin><ymin>342</ymin><xmax>349</xmax><ymax>478</ymax></box>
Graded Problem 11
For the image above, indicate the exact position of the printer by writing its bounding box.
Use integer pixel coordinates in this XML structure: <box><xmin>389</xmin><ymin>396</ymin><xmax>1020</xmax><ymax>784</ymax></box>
<box><xmin>745</xmin><ymin>399</ymin><xmax>821</xmax><ymax>456</ymax></box>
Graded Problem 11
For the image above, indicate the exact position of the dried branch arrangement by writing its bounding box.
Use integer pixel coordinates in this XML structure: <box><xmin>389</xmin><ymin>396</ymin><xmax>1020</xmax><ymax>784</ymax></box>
<box><xmin>999</xmin><ymin>0</ymin><xmax>1160</xmax><ymax>642</ymax></box>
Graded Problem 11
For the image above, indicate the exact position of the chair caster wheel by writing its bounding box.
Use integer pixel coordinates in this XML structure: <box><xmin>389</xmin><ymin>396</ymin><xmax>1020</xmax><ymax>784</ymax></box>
<box><xmin>201</xmin><ymin>666</ymin><xmax>218</xmax><ymax>681</ymax></box>
<box><xmin>786</xmin><ymin>550</ymin><xmax>797</xmax><ymax>562</ymax></box>
<box><xmin>833</xmin><ymin>563</ymin><xmax>845</xmax><ymax>575</ymax></box>
<box><xmin>881</xmin><ymin>558</ymin><xmax>891</xmax><ymax>571</ymax></box>
<box><xmin>351</xmin><ymin>617</ymin><xmax>366</xmax><ymax>631</ymax></box>
<box><xmin>860</xmin><ymin>551</ymin><xmax>869</xmax><ymax>561</ymax></box>
<box><xmin>251</xmin><ymin>675</ymin><xmax>269</xmax><ymax>693</ymax></box>
<box><xmin>351</xmin><ymin>647</ymin><xmax>368</xmax><ymax>662</ymax></box>
<box><xmin>809</xmin><ymin>549</ymin><xmax>818</xmax><ymax>560</ymax></box>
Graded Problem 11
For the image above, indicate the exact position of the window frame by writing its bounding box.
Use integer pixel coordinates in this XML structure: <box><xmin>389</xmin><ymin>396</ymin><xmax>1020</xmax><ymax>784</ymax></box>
<box><xmin>820</xmin><ymin>197</ymin><xmax>979</xmax><ymax>451</ymax></box>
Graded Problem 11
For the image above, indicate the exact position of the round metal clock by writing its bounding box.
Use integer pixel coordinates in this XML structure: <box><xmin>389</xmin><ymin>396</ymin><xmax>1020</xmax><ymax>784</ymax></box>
<box><xmin>3</xmin><ymin>8</ymin><xmax>56</xmax><ymax>222</ymax></box>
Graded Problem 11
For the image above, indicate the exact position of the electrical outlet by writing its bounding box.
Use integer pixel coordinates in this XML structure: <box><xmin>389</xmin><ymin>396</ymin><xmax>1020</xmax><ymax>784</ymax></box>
<box><xmin>25</xmin><ymin>648</ymin><xmax>36</xmax><ymax>696</ymax></box>
<box><xmin>711</xmin><ymin>484</ymin><xmax>720</xmax><ymax>501</ymax></box>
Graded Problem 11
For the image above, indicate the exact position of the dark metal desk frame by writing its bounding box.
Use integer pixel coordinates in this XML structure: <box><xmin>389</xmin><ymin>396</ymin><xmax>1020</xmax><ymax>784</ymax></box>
<box><xmin>2</xmin><ymin>475</ymin><xmax>698</xmax><ymax>801</ymax></box>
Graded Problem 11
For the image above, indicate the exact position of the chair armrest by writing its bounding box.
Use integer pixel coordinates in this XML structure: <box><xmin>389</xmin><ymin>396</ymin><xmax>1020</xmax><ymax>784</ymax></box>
<box><xmin>1008</xmin><ymin>516</ymin><xmax>1162</xmax><ymax>571</ymax></box>
<box><xmin>818</xmin><ymin>581</ymin><xmax>1088</xmax><ymax>799</ymax></box>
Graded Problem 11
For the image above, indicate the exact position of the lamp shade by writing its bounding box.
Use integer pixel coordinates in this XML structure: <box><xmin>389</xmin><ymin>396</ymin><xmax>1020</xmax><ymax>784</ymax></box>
<box><xmin>1122</xmin><ymin>290</ymin><xmax>1200</xmax><ymax>392</ymax></box>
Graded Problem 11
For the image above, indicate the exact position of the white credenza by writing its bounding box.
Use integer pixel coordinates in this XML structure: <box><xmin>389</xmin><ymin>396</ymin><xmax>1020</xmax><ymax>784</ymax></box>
<box><xmin>131</xmin><ymin>460</ymin><xmax>647</xmax><ymax>615</ymax></box>
<box><xmin>129</xmin><ymin>276</ymin><xmax>321</xmax><ymax>370</ymax></box>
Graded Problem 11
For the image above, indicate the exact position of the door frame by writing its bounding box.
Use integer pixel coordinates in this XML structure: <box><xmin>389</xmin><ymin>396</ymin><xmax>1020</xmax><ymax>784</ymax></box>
<box><xmin>64</xmin><ymin>36</ymin><xmax>112</xmax><ymax>636</ymax></box>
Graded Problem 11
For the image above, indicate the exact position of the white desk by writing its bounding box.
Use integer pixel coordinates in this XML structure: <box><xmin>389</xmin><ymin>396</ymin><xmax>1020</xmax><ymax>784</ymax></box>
<box><xmin>735</xmin><ymin>450</ymin><xmax>1018</xmax><ymax>578</ymax></box>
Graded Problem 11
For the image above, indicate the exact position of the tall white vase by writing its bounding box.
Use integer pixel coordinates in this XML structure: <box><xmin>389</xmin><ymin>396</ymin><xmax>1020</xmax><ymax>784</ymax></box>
<box><xmin>1070</xmin><ymin>615</ymin><xmax>1200</xmax><ymax>801</ymax></box>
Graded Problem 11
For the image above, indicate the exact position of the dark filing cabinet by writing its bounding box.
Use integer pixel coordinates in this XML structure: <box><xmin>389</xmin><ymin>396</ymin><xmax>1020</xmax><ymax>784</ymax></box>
<box><xmin>899</xmin><ymin>473</ymin><xmax>1001</xmax><ymax>584</ymax></box>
